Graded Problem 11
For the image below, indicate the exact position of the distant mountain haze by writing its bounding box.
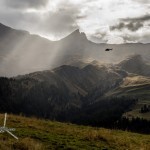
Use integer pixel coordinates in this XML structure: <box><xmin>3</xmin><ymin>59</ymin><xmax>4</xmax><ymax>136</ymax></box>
<box><xmin>0</xmin><ymin>58</ymin><xmax>149</xmax><ymax>120</ymax></box>
<box><xmin>0</xmin><ymin>23</ymin><xmax>150</xmax><ymax>77</ymax></box>
<box><xmin>118</xmin><ymin>55</ymin><xmax>150</xmax><ymax>76</ymax></box>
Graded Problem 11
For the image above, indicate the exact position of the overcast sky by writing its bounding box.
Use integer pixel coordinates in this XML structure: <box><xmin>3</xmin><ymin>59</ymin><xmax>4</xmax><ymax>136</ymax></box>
<box><xmin>0</xmin><ymin>0</ymin><xmax>150</xmax><ymax>44</ymax></box>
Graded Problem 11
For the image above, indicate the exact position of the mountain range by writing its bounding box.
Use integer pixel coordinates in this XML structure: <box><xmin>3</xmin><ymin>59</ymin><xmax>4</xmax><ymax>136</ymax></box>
<box><xmin>0</xmin><ymin>54</ymin><xmax>150</xmax><ymax>120</ymax></box>
<box><xmin>0</xmin><ymin>23</ymin><xmax>150</xmax><ymax>130</ymax></box>
<box><xmin>0</xmin><ymin>23</ymin><xmax>150</xmax><ymax>76</ymax></box>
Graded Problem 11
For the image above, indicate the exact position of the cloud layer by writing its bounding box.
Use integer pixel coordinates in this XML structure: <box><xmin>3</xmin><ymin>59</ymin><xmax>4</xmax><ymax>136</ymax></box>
<box><xmin>4</xmin><ymin>0</ymin><xmax>49</xmax><ymax>9</ymax></box>
<box><xmin>0</xmin><ymin>0</ymin><xmax>149</xmax><ymax>43</ymax></box>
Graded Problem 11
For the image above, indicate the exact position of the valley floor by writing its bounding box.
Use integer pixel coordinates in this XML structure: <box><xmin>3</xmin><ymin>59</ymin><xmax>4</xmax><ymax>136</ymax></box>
<box><xmin>0</xmin><ymin>114</ymin><xmax>150</xmax><ymax>150</ymax></box>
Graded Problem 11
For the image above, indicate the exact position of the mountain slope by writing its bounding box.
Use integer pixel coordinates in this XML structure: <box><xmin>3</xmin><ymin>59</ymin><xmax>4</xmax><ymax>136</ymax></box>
<box><xmin>0</xmin><ymin>57</ymin><xmax>150</xmax><ymax>130</ymax></box>
<box><xmin>1</xmin><ymin>53</ymin><xmax>150</xmax><ymax>117</ymax></box>
<box><xmin>105</xmin><ymin>74</ymin><xmax>150</xmax><ymax>98</ymax></box>
<box><xmin>118</xmin><ymin>55</ymin><xmax>150</xmax><ymax>76</ymax></box>
<box><xmin>107</xmin><ymin>55</ymin><xmax>150</xmax><ymax>98</ymax></box>
<box><xmin>0</xmin><ymin>63</ymin><xmax>131</xmax><ymax>123</ymax></box>
<box><xmin>104</xmin><ymin>55</ymin><xmax>150</xmax><ymax>99</ymax></box>
<box><xmin>0</xmin><ymin>23</ymin><xmax>150</xmax><ymax>76</ymax></box>
<box><xmin>103</xmin><ymin>73</ymin><xmax>150</xmax><ymax>120</ymax></box>
<box><xmin>0</xmin><ymin>114</ymin><xmax>150</xmax><ymax>150</ymax></box>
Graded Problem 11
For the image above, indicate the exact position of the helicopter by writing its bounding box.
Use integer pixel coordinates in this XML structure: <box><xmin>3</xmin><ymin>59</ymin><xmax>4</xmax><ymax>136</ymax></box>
<box><xmin>105</xmin><ymin>48</ymin><xmax>113</xmax><ymax>51</ymax></box>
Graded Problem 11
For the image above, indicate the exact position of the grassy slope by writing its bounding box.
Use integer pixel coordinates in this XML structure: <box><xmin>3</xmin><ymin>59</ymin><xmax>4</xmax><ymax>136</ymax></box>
<box><xmin>105</xmin><ymin>75</ymin><xmax>150</xmax><ymax>120</ymax></box>
<box><xmin>106</xmin><ymin>75</ymin><xmax>150</xmax><ymax>98</ymax></box>
<box><xmin>0</xmin><ymin>114</ymin><xmax>150</xmax><ymax>150</ymax></box>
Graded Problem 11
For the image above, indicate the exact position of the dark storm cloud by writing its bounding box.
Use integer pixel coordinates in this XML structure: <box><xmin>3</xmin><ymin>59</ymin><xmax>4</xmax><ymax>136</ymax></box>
<box><xmin>4</xmin><ymin>0</ymin><xmax>49</xmax><ymax>9</ymax></box>
<box><xmin>110</xmin><ymin>22</ymin><xmax>143</xmax><ymax>31</ymax></box>
<box><xmin>122</xmin><ymin>14</ymin><xmax>150</xmax><ymax>22</ymax></box>
<box><xmin>110</xmin><ymin>14</ymin><xmax>150</xmax><ymax>31</ymax></box>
